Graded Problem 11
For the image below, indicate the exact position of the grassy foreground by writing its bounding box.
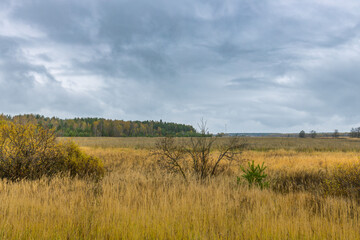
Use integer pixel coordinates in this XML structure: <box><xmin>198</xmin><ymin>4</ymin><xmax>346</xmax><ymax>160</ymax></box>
<box><xmin>1</xmin><ymin>138</ymin><xmax>360</xmax><ymax>239</ymax></box>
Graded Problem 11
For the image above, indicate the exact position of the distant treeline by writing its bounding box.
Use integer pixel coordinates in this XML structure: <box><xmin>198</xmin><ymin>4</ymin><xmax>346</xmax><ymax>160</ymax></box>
<box><xmin>0</xmin><ymin>114</ymin><xmax>199</xmax><ymax>137</ymax></box>
<box><xmin>350</xmin><ymin>127</ymin><xmax>360</xmax><ymax>138</ymax></box>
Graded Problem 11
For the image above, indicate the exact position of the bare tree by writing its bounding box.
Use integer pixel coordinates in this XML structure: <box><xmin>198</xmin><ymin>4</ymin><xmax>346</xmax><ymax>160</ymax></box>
<box><xmin>155</xmin><ymin>137</ymin><xmax>188</xmax><ymax>181</ymax></box>
<box><xmin>310</xmin><ymin>130</ymin><xmax>317</xmax><ymax>138</ymax></box>
<box><xmin>155</xmin><ymin>119</ymin><xmax>247</xmax><ymax>181</ymax></box>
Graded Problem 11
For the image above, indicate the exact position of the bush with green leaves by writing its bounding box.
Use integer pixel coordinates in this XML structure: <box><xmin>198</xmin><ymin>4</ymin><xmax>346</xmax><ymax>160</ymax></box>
<box><xmin>0</xmin><ymin>122</ymin><xmax>104</xmax><ymax>181</ymax></box>
<box><xmin>239</xmin><ymin>161</ymin><xmax>269</xmax><ymax>189</ymax></box>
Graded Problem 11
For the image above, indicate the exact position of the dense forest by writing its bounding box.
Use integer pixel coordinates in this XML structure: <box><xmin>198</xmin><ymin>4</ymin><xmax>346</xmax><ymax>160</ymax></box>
<box><xmin>0</xmin><ymin>114</ymin><xmax>199</xmax><ymax>137</ymax></box>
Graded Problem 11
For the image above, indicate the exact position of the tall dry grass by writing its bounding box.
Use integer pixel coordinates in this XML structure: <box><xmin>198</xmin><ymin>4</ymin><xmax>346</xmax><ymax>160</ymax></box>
<box><xmin>1</xmin><ymin>172</ymin><xmax>360</xmax><ymax>239</ymax></box>
<box><xmin>1</xmin><ymin>138</ymin><xmax>360</xmax><ymax>239</ymax></box>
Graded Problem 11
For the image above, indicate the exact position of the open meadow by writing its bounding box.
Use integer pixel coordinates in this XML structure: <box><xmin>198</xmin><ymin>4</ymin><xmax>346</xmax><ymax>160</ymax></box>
<box><xmin>3</xmin><ymin>1</ymin><xmax>360</xmax><ymax>239</ymax></box>
<box><xmin>1</xmin><ymin>137</ymin><xmax>360</xmax><ymax>239</ymax></box>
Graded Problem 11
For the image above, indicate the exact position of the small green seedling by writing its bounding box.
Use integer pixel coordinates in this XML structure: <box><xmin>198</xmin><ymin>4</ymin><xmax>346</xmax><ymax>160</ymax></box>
<box><xmin>239</xmin><ymin>161</ymin><xmax>269</xmax><ymax>189</ymax></box>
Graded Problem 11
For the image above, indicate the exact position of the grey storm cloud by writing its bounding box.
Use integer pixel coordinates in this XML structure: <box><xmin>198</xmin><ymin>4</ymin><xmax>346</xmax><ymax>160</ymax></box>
<box><xmin>1</xmin><ymin>0</ymin><xmax>360</xmax><ymax>132</ymax></box>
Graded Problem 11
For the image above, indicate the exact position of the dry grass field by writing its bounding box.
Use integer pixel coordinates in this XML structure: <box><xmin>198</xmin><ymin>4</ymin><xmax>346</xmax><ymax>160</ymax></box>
<box><xmin>64</xmin><ymin>136</ymin><xmax>360</xmax><ymax>152</ymax></box>
<box><xmin>1</xmin><ymin>137</ymin><xmax>360</xmax><ymax>239</ymax></box>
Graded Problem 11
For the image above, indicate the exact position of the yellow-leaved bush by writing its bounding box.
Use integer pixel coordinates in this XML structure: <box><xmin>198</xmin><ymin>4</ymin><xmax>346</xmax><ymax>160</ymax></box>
<box><xmin>0</xmin><ymin>121</ymin><xmax>104</xmax><ymax>181</ymax></box>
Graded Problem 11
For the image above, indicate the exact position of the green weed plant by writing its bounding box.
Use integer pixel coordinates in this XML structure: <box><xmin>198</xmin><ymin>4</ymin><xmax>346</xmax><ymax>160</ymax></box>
<box><xmin>239</xmin><ymin>161</ymin><xmax>269</xmax><ymax>189</ymax></box>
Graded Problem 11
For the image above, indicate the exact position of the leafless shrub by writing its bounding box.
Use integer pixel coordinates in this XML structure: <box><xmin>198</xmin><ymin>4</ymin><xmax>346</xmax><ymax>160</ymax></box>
<box><xmin>155</xmin><ymin>120</ymin><xmax>247</xmax><ymax>182</ymax></box>
<box><xmin>155</xmin><ymin>137</ymin><xmax>189</xmax><ymax>181</ymax></box>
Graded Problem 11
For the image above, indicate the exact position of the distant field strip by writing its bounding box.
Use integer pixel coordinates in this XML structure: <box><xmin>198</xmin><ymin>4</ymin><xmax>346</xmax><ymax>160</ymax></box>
<box><xmin>63</xmin><ymin>136</ymin><xmax>360</xmax><ymax>152</ymax></box>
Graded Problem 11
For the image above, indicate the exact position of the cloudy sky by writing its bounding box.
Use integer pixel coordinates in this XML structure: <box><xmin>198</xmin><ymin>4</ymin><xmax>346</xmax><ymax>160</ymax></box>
<box><xmin>1</xmin><ymin>0</ymin><xmax>360</xmax><ymax>133</ymax></box>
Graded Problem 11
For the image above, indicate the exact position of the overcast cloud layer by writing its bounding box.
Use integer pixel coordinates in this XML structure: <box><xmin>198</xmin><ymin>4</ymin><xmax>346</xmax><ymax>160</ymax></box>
<box><xmin>1</xmin><ymin>0</ymin><xmax>360</xmax><ymax>133</ymax></box>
